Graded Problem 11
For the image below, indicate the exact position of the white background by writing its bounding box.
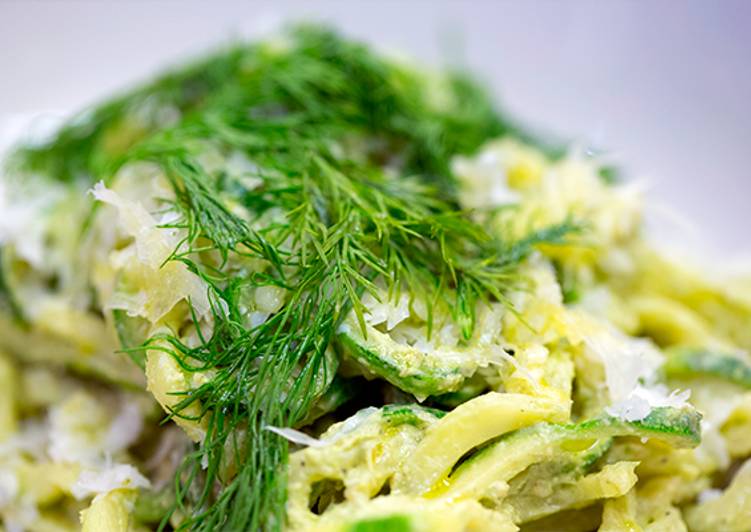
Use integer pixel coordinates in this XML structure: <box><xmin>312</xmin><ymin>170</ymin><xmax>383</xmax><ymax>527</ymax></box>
<box><xmin>1</xmin><ymin>0</ymin><xmax>749</xmax><ymax>255</ymax></box>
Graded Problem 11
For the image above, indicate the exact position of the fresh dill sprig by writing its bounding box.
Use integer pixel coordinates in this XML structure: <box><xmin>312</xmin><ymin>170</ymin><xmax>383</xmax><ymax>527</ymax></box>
<box><xmin>12</xmin><ymin>25</ymin><xmax>577</xmax><ymax>531</ymax></box>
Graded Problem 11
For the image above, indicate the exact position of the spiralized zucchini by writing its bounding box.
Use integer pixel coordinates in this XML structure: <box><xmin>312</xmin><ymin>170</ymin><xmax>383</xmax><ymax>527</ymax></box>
<box><xmin>0</xmin><ymin>24</ymin><xmax>749</xmax><ymax>532</ymax></box>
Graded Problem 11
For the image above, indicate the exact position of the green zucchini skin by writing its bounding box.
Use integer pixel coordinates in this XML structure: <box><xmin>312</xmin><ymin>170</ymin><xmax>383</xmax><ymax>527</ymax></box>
<box><xmin>381</xmin><ymin>404</ymin><xmax>446</xmax><ymax>428</ymax></box>
<box><xmin>505</xmin><ymin>437</ymin><xmax>612</xmax><ymax>487</ymax></box>
<box><xmin>574</xmin><ymin>406</ymin><xmax>702</xmax><ymax>447</ymax></box>
<box><xmin>467</xmin><ymin>406</ymin><xmax>701</xmax><ymax>472</ymax></box>
<box><xmin>443</xmin><ymin>407</ymin><xmax>701</xmax><ymax>500</ymax></box>
<box><xmin>347</xmin><ymin>515</ymin><xmax>413</xmax><ymax>532</ymax></box>
<box><xmin>337</xmin><ymin>330</ymin><xmax>464</xmax><ymax>398</ymax></box>
<box><xmin>431</xmin><ymin>376</ymin><xmax>487</xmax><ymax>408</ymax></box>
<box><xmin>664</xmin><ymin>348</ymin><xmax>751</xmax><ymax>388</ymax></box>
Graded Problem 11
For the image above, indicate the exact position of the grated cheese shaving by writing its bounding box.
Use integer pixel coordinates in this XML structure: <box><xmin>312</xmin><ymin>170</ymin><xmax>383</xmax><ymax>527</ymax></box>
<box><xmin>264</xmin><ymin>426</ymin><xmax>326</xmax><ymax>448</ymax></box>
<box><xmin>606</xmin><ymin>386</ymin><xmax>690</xmax><ymax>422</ymax></box>
<box><xmin>72</xmin><ymin>463</ymin><xmax>150</xmax><ymax>500</ymax></box>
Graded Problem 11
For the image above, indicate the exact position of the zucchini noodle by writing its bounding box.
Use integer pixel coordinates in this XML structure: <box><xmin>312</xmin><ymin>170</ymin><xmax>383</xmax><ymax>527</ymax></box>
<box><xmin>0</xmin><ymin>25</ymin><xmax>749</xmax><ymax>532</ymax></box>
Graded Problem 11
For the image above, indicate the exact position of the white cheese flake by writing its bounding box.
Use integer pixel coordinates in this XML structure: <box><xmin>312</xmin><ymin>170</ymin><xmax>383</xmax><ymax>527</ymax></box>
<box><xmin>584</xmin><ymin>326</ymin><xmax>663</xmax><ymax>405</ymax></box>
<box><xmin>362</xmin><ymin>291</ymin><xmax>411</xmax><ymax>331</ymax></box>
<box><xmin>91</xmin><ymin>181</ymin><xmax>211</xmax><ymax>323</ymax></box>
<box><xmin>606</xmin><ymin>386</ymin><xmax>690</xmax><ymax>422</ymax></box>
<box><xmin>264</xmin><ymin>426</ymin><xmax>326</xmax><ymax>448</ymax></box>
<box><xmin>72</xmin><ymin>463</ymin><xmax>150</xmax><ymax>500</ymax></box>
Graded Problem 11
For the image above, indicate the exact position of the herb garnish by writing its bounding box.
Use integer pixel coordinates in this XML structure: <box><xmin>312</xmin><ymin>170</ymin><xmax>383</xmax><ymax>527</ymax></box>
<box><xmin>12</xmin><ymin>26</ymin><xmax>575</xmax><ymax>530</ymax></box>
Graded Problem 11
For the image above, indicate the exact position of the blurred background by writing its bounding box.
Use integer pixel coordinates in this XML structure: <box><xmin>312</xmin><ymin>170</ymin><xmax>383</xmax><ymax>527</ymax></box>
<box><xmin>1</xmin><ymin>0</ymin><xmax>749</xmax><ymax>256</ymax></box>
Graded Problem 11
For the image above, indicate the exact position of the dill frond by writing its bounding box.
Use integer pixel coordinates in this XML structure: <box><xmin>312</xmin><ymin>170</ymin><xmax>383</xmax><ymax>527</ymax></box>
<box><xmin>11</xmin><ymin>25</ymin><xmax>578</xmax><ymax>530</ymax></box>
